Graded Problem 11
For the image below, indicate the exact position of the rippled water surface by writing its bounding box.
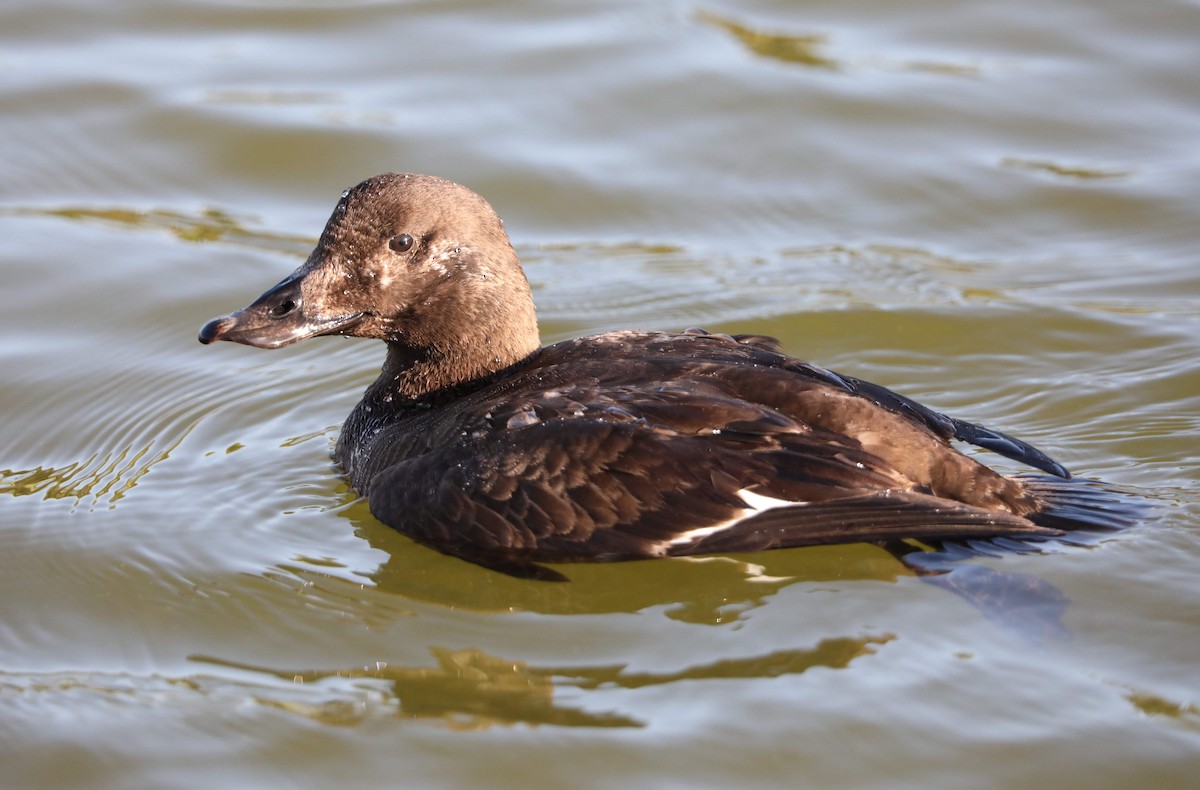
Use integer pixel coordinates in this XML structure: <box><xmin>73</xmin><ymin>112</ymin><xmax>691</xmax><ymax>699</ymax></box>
<box><xmin>3</xmin><ymin>1</ymin><xmax>1199</xmax><ymax>787</ymax></box>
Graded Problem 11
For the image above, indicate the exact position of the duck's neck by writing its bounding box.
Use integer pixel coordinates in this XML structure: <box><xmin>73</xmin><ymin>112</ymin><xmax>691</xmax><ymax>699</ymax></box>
<box><xmin>372</xmin><ymin>327</ymin><xmax>540</xmax><ymax>404</ymax></box>
<box><xmin>366</xmin><ymin>249</ymin><xmax>542</xmax><ymax>402</ymax></box>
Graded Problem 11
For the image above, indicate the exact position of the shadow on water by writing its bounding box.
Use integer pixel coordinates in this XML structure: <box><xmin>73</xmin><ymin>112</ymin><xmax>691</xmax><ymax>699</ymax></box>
<box><xmin>192</xmin><ymin>634</ymin><xmax>894</xmax><ymax>729</ymax></box>
<box><xmin>902</xmin><ymin>552</ymin><xmax>1072</xmax><ymax>645</ymax></box>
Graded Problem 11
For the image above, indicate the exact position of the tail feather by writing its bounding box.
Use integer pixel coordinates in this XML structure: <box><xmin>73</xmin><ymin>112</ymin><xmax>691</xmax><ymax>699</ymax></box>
<box><xmin>1023</xmin><ymin>474</ymin><xmax>1153</xmax><ymax>535</ymax></box>
<box><xmin>928</xmin><ymin>474</ymin><xmax>1153</xmax><ymax>560</ymax></box>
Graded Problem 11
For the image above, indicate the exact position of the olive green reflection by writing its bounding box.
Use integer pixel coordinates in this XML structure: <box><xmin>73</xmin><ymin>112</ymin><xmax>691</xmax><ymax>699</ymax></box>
<box><xmin>1</xmin><ymin>445</ymin><xmax>165</xmax><ymax>505</ymax></box>
<box><xmin>697</xmin><ymin>11</ymin><xmax>840</xmax><ymax>70</ymax></box>
<box><xmin>4</xmin><ymin>205</ymin><xmax>314</xmax><ymax>255</ymax></box>
<box><xmin>195</xmin><ymin>636</ymin><xmax>893</xmax><ymax>729</ymax></box>
<box><xmin>343</xmin><ymin>497</ymin><xmax>908</xmax><ymax>623</ymax></box>
<box><xmin>1001</xmin><ymin>158</ymin><xmax>1132</xmax><ymax>180</ymax></box>
<box><xmin>1124</xmin><ymin>691</ymin><xmax>1200</xmax><ymax>732</ymax></box>
<box><xmin>339</xmin><ymin>497</ymin><xmax>1079</xmax><ymax>642</ymax></box>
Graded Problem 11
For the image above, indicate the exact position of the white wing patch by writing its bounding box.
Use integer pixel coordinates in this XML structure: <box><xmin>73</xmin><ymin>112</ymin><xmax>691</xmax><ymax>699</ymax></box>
<box><xmin>661</xmin><ymin>488</ymin><xmax>801</xmax><ymax>553</ymax></box>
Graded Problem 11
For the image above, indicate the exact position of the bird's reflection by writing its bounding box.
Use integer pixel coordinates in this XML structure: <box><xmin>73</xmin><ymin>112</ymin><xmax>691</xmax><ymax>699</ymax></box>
<box><xmin>342</xmin><ymin>497</ymin><xmax>1079</xmax><ymax>641</ymax></box>
<box><xmin>194</xmin><ymin>634</ymin><xmax>893</xmax><ymax>729</ymax></box>
<box><xmin>345</xmin><ymin>498</ymin><xmax>905</xmax><ymax>623</ymax></box>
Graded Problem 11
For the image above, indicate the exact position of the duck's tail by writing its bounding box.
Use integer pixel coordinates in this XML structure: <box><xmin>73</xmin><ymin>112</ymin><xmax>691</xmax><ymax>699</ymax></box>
<box><xmin>905</xmin><ymin>474</ymin><xmax>1152</xmax><ymax>561</ymax></box>
<box><xmin>1023</xmin><ymin>473</ymin><xmax>1153</xmax><ymax>540</ymax></box>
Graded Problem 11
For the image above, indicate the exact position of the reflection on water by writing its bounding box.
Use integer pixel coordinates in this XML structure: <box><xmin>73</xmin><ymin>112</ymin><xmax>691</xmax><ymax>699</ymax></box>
<box><xmin>1000</xmin><ymin>158</ymin><xmax>1133</xmax><ymax>181</ymax></box>
<box><xmin>1123</xmin><ymin>690</ymin><xmax>1200</xmax><ymax>733</ymax></box>
<box><xmin>3</xmin><ymin>205</ymin><xmax>314</xmax><ymax>256</ymax></box>
<box><xmin>195</xmin><ymin>635</ymin><xmax>893</xmax><ymax>729</ymax></box>
<box><xmin>0</xmin><ymin>447</ymin><xmax>164</xmax><ymax>506</ymax></box>
<box><xmin>0</xmin><ymin>397</ymin><xmax>199</xmax><ymax>509</ymax></box>
<box><xmin>697</xmin><ymin>10</ymin><xmax>982</xmax><ymax>76</ymax></box>
<box><xmin>0</xmin><ymin>365</ymin><xmax>244</xmax><ymax>509</ymax></box>
<box><xmin>323</xmin><ymin>498</ymin><xmax>1082</xmax><ymax>642</ymax></box>
<box><xmin>697</xmin><ymin>11</ymin><xmax>840</xmax><ymax>71</ymax></box>
<box><xmin>196</xmin><ymin>648</ymin><xmax>640</xmax><ymax>729</ymax></box>
<box><xmin>342</xmin><ymin>499</ymin><xmax>906</xmax><ymax>622</ymax></box>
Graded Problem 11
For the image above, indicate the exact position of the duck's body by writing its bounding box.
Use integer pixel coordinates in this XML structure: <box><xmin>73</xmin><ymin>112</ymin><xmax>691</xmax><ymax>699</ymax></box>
<box><xmin>200</xmin><ymin>173</ymin><xmax>1136</xmax><ymax>579</ymax></box>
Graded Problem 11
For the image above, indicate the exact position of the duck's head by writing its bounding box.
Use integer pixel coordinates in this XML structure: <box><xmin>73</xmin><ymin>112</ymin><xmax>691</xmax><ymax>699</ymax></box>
<box><xmin>199</xmin><ymin>173</ymin><xmax>540</xmax><ymax>386</ymax></box>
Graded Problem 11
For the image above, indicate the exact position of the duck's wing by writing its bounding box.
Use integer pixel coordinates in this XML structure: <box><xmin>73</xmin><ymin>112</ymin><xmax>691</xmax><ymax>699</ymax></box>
<box><xmin>834</xmin><ymin>372</ymin><xmax>1071</xmax><ymax>478</ymax></box>
<box><xmin>365</xmin><ymin>417</ymin><xmax>1060</xmax><ymax>580</ymax></box>
<box><xmin>535</xmin><ymin>331</ymin><xmax>1069</xmax><ymax>478</ymax></box>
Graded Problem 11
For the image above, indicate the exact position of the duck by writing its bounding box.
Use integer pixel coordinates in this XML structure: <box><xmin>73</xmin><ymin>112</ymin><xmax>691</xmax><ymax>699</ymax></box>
<box><xmin>199</xmin><ymin>172</ymin><xmax>1138</xmax><ymax>580</ymax></box>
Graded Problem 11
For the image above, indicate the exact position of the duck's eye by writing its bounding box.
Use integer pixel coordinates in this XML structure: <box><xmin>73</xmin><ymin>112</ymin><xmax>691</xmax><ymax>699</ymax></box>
<box><xmin>388</xmin><ymin>233</ymin><xmax>414</xmax><ymax>253</ymax></box>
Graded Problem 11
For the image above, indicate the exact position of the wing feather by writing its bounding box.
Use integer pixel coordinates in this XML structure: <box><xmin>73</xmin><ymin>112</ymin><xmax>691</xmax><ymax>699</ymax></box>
<box><xmin>350</xmin><ymin>329</ymin><xmax>1097</xmax><ymax>578</ymax></box>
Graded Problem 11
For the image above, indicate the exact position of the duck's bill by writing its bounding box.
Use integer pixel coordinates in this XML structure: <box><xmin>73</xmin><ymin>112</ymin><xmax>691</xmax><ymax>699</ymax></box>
<box><xmin>198</xmin><ymin>275</ymin><xmax>364</xmax><ymax>349</ymax></box>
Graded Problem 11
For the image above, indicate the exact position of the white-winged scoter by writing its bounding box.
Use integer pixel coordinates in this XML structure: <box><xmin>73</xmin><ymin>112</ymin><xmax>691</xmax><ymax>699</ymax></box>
<box><xmin>199</xmin><ymin>173</ymin><xmax>1139</xmax><ymax>580</ymax></box>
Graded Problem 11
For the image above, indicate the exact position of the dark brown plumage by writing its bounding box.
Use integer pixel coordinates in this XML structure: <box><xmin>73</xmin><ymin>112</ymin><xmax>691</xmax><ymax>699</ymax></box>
<box><xmin>199</xmin><ymin>173</ymin><xmax>1140</xmax><ymax>580</ymax></box>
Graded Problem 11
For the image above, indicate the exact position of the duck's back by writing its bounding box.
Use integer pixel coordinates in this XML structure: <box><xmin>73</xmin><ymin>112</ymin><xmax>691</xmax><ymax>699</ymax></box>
<box><xmin>334</xmin><ymin>329</ymin><xmax>1096</xmax><ymax>578</ymax></box>
<box><xmin>338</xmin><ymin>329</ymin><xmax>910</xmax><ymax>490</ymax></box>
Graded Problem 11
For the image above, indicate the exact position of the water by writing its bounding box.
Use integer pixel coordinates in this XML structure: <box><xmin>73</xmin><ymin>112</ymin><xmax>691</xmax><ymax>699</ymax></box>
<box><xmin>2</xmin><ymin>1</ymin><xmax>1198</xmax><ymax>787</ymax></box>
